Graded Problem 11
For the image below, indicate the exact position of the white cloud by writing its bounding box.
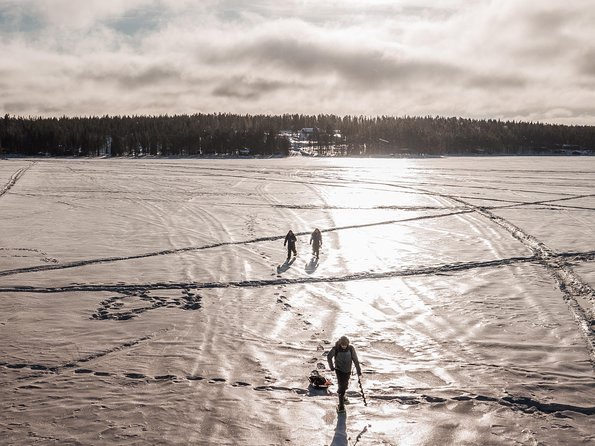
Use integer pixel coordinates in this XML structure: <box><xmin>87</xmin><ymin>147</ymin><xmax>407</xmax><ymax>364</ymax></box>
<box><xmin>1</xmin><ymin>0</ymin><xmax>595</xmax><ymax>123</ymax></box>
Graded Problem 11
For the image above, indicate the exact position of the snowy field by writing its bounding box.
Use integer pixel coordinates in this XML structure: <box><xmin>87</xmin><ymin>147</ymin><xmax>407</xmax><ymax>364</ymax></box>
<box><xmin>1</xmin><ymin>156</ymin><xmax>594</xmax><ymax>445</ymax></box>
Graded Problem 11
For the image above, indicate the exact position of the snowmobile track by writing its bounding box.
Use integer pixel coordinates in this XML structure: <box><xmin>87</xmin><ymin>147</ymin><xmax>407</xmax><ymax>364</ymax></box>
<box><xmin>0</xmin><ymin>163</ymin><xmax>34</xmax><ymax>199</ymax></box>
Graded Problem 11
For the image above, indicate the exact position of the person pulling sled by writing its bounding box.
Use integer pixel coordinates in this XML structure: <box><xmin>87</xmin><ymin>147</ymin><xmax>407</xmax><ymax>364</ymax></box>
<box><xmin>327</xmin><ymin>335</ymin><xmax>362</xmax><ymax>413</ymax></box>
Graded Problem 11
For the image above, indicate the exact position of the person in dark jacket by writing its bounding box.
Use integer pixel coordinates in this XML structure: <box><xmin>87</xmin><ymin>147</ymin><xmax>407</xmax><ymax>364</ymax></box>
<box><xmin>284</xmin><ymin>230</ymin><xmax>297</xmax><ymax>261</ymax></box>
<box><xmin>310</xmin><ymin>228</ymin><xmax>322</xmax><ymax>258</ymax></box>
<box><xmin>327</xmin><ymin>335</ymin><xmax>362</xmax><ymax>411</ymax></box>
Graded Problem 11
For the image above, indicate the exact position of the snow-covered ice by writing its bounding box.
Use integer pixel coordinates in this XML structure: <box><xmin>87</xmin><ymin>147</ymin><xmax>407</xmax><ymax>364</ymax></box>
<box><xmin>1</xmin><ymin>156</ymin><xmax>594</xmax><ymax>445</ymax></box>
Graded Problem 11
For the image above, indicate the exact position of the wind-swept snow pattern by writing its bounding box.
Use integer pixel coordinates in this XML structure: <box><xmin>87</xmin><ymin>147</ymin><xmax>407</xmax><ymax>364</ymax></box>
<box><xmin>1</xmin><ymin>157</ymin><xmax>594</xmax><ymax>445</ymax></box>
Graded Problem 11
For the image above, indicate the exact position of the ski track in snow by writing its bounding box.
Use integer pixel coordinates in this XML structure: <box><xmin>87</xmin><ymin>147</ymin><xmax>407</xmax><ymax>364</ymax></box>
<box><xmin>0</xmin><ymin>254</ymin><xmax>563</xmax><ymax>293</ymax></box>
<box><xmin>0</xmin><ymin>163</ymin><xmax>33</xmax><ymax>199</ymax></box>
<box><xmin>0</xmin><ymin>209</ymin><xmax>475</xmax><ymax>278</ymax></box>
<box><xmin>3</xmin><ymin>358</ymin><xmax>594</xmax><ymax>417</ymax></box>
<box><xmin>389</xmin><ymin>181</ymin><xmax>595</xmax><ymax>366</ymax></box>
<box><xmin>1</xmin><ymin>162</ymin><xmax>594</xmax><ymax>367</ymax></box>
<box><xmin>3</xmin><ymin>331</ymin><xmax>164</xmax><ymax>378</ymax></box>
<box><xmin>2</xmin><ymin>160</ymin><xmax>595</xmax><ymax>445</ymax></box>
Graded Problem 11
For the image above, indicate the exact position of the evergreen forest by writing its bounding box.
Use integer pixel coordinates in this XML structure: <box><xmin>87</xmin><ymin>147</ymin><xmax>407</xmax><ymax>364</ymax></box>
<box><xmin>1</xmin><ymin>113</ymin><xmax>594</xmax><ymax>157</ymax></box>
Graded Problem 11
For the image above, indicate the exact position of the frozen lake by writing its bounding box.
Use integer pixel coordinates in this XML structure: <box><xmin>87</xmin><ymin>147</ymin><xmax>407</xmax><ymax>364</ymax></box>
<box><xmin>1</xmin><ymin>156</ymin><xmax>594</xmax><ymax>445</ymax></box>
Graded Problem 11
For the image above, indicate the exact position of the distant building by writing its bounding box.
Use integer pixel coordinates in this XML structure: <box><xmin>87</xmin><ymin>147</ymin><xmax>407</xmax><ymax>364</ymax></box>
<box><xmin>299</xmin><ymin>128</ymin><xmax>319</xmax><ymax>141</ymax></box>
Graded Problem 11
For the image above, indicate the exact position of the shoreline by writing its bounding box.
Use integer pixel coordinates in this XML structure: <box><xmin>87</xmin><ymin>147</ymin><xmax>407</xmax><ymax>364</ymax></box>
<box><xmin>2</xmin><ymin>152</ymin><xmax>595</xmax><ymax>160</ymax></box>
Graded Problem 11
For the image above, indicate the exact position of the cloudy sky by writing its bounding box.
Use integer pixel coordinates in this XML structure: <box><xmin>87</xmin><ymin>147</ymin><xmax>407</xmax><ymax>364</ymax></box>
<box><xmin>1</xmin><ymin>0</ymin><xmax>594</xmax><ymax>124</ymax></box>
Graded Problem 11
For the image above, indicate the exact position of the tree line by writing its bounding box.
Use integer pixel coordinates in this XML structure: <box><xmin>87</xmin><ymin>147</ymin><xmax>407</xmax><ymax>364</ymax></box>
<box><xmin>1</xmin><ymin>113</ymin><xmax>594</xmax><ymax>157</ymax></box>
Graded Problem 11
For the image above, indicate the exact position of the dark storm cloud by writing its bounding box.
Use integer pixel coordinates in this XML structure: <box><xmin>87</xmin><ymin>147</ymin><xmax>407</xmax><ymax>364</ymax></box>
<box><xmin>205</xmin><ymin>37</ymin><xmax>463</xmax><ymax>88</ymax></box>
<box><xmin>577</xmin><ymin>49</ymin><xmax>595</xmax><ymax>78</ymax></box>
<box><xmin>2</xmin><ymin>101</ymin><xmax>31</xmax><ymax>114</ymax></box>
<box><xmin>525</xmin><ymin>9</ymin><xmax>575</xmax><ymax>34</ymax></box>
<box><xmin>82</xmin><ymin>65</ymin><xmax>182</xmax><ymax>89</ymax></box>
<box><xmin>212</xmin><ymin>76</ymin><xmax>299</xmax><ymax>100</ymax></box>
<box><xmin>466</xmin><ymin>73</ymin><xmax>527</xmax><ymax>90</ymax></box>
<box><xmin>116</xmin><ymin>66</ymin><xmax>182</xmax><ymax>88</ymax></box>
<box><xmin>509</xmin><ymin>8</ymin><xmax>578</xmax><ymax>62</ymax></box>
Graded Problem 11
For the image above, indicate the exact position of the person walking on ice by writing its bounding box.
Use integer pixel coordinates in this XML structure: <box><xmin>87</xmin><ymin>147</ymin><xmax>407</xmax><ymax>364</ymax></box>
<box><xmin>284</xmin><ymin>229</ymin><xmax>297</xmax><ymax>261</ymax></box>
<box><xmin>310</xmin><ymin>228</ymin><xmax>322</xmax><ymax>258</ymax></box>
<box><xmin>327</xmin><ymin>335</ymin><xmax>362</xmax><ymax>413</ymax></box>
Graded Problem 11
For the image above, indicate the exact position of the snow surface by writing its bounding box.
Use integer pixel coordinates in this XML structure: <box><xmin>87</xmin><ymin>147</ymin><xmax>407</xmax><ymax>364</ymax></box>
<box><xmin>1</xmin><ymin>156</ymin><xmax>594</xmax><ymax>445</ymax></box>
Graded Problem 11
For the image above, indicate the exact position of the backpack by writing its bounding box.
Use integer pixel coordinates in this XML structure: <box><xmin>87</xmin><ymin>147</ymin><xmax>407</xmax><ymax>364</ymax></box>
<box><xmin>335</xmin><ymin>345</ymin><xmax>353</xmax><ymax>358</ymax></box>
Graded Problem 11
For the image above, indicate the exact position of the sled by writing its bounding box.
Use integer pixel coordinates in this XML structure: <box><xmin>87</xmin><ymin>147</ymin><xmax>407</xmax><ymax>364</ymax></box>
<box><xmin>308</xmin><ymin>369</ymin><xmax>332</xmax><ymax>389</ymax></box>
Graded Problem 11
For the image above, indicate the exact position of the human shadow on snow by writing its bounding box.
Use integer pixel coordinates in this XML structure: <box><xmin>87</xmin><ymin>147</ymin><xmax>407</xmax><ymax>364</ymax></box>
<box><xmin>305</xmin><ymin>257</ymin><xmax>319</xmax><ymax>274</ymax></box>
<box><xmin>330</xmin><ymin>412</ymin><xmax>348</xmax><ymax>446</ymax></box>
<box><xmin>276</xmin><ymin>257</ymin><xmax>296</xmax><ymax>273</ymax></box>
<box><xmin>306</xmin><ymin>383</ymin><xmax>331</xmax><ymax>397</ymax></box>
